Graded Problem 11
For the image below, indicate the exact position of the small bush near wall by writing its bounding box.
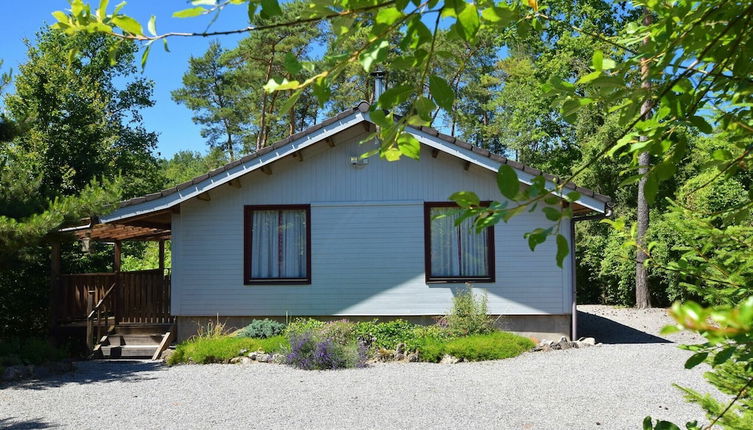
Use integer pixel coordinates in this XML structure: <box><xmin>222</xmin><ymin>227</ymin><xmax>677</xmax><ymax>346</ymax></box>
<box><xmin>415</xmin><ymin>331</ymin><xmax>535</xmax><ymax>363</ymax></box>
<box><xmin>235</xmin><ymin>319</ymin><xmax>286</xmax><ymax>339</ymax></box>
<box><xmin>444</xmin><ymin>285</ymin><xmax>494</xmax><ymax>337</ymax></box>
<box><xmin>168</xmin><ymin>336</ymin><xmax>287</xmax><ymax>365</ymax></box>
<box><xmin>0</xmin><ymin>338</ymin><xmax>68</xmax><ymax>369</ymax></box>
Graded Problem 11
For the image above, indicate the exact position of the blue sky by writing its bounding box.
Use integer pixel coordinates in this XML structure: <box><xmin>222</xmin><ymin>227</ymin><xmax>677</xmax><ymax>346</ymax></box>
<box><xmin>0</xmin><ymin>1</ymin><xmax>253</xmax><ymax>158</ymax></box>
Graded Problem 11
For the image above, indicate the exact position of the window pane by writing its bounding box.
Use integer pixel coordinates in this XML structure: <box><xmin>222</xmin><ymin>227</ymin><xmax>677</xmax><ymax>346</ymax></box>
<box><xmin>251</xmin><ymin>209</ymin><xmax>307</xmax><ymax>279</ymax></box>
<box><xmin>430</xmin><ymin>207</ymin><xmax>488</xmax><ymax>278</ymax></box>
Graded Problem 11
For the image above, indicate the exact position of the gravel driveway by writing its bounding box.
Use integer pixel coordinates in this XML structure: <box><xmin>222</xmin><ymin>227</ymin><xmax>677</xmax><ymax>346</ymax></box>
<box><xmin>1</xmin><ymin>306</ymin><xmax>717</xmax><ymax>430</ymax></box>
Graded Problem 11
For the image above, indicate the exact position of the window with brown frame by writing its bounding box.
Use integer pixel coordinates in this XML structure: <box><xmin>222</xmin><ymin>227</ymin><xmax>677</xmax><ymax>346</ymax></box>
<box><xmin>244</xmin><ymin>205</ymin><xmax>311</xmax><ymax>285</ymax></box>
<box><xmin>423</xmin><ymin>202</ymin><xmax>495</xmax><ymax>283</ymax></box>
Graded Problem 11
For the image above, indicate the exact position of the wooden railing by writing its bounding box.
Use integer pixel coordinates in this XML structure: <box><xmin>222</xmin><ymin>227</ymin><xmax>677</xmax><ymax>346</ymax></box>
<box><xmin>58</xmin><ymin>269</ymin><xmax>173</xmax><ymax>334</ymax></box>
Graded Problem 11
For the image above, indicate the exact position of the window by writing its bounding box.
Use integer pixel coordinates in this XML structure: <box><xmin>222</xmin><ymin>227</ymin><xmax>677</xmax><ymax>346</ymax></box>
<box><xmin>423</xmin><ymin>202</ymin><xmax>495</xmax><ymax>283</ymax></box>
<box><xmin>244</xmin><ymin>205</ymin><xmax>311</xmax><ymax>284</ymax></box>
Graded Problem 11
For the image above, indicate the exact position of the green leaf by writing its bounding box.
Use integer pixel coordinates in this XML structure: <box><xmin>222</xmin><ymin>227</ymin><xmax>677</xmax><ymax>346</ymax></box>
<box><xmin>172</xmin><ymin>6</ymin><xmax>207</xmax><ymax>18</ymax></box>
<box><xmin>260</xmin><ymin>0</ymin><xmax>282</xmax><ymax>17</ymax></box>
<box><xmin>456</xmin><ymin>3</ymin><xmax>480</xmax><ymax>41</ymax></box>
<box><xmin>688</xmin><ymin>115</ymin><xmax>713</xmax><ymax>133</ymax></box>
<box><xmin>415</xmin><ymin>96</ymin><xmax>436</xmax><ymax>121</ymax></box>
<box><xmin>524</xmin><ymin>227</ymin><xmax>551</xmax><ymax>252</ymax></box>
<box><xmin>684</xmin><ymin>352</ymin><xmax>708</xmax><ymax>369</ymax></box>
<box><xmin>278</xmin><ymin>89</ymin><xmax>303</xmax><ymax>113</ymax></box>
<box><xmin>591</xmin><ymin>50</ymin><xmax>603</xmax><ymax>70</ymax></box>
<box><xmin>556</xmin><ymin>234</ymin><xmax>569</xmax><ymax>268</ymax></box>
<box><xmin>283</xmin><ymin>52</ymin><xmax>302</xmax><ymax>75</ymax></box>
<box><xmin>429</xmin><ymin>75</ymin><xmax>454</xmax><ymax>111</ymax></box>
<box><xmin>140</xmin><ymin>43</ymin><xmax>151</xmax><ymax>69</ymax></box>
<box><xmin>147</xmin><ymin>15</ymin><xmax>157</xmax><ymax>36</ymax></box>
<box><xmin>97</xmin><ymin>0</ymin><xmax>109</xmax><ymax>19</ymax></box>
<box><xmin>542</xmin><ymin>207</ymin><xmax>561</xmax><ymax>222</ymax></box>
<box><xmin>713</xmin><ymin>347</ymin><xmax>735</xmax><ymax>366</ymax></box>
<box><xmin>565</xmin><ymin>191</ymin><xmax>581</xmax><ymax>202</ymax></box>
<box><xmin>481</xmin><ymin>6</ymin><xmax>513</xmax><ymax>25</ymax></box>
<box><xmin>52</xmin><ymin>11</ymin><xmax>69</xmax><ymax>23</ymax></box>
<box><xmin>449</xmin><ymin>191</ymin><xmax>480</xmax><ymax>208</ymax></box>
<box><xmin>712</xmin><ymin>149</ymin><xmax>733</xmax><ymax>161</ymax></box>
<box><xmin>376</xmin><ymin>7</ymin><xmax>402</xmax><ymax>25</ymax></box>
<box><xmin>497</xmin><ymin>165</ymin><xmax>519</xmax><ymax>201</ymax></box>
<box><xmin>358</xmin><ymin>40</ymin><xmax>389</xmax><ymax>73</ymax></box>
<box><xmin>644</xmin><ymin>174</ymin><xmax>659</xmax><ymax>204</ymax></box>
<box><xmin>112</xmin><ymin>15</ymin><xmax>143</xmax><ymax>35</ymax></box>
<box><xmin>377</xmin><ymin>85</ymin><xmax>413</xmax><ymax>109</ymax></box>
<box><xmin>397</xmin><ymin>133</ymin><xmax>420</xmax><ymax>159</ymax></box>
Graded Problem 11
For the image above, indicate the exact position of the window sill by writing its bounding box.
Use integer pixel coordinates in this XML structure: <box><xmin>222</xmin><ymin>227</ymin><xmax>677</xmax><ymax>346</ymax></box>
<box><xmin>244</xmin><ymin>279</ymin><xmax>311</xmax><ymax>286</ymax></box>
<box><xmin>426</xmin><ymin>277</ymin><xmax>495</xmax><ymax>284</ymax></box>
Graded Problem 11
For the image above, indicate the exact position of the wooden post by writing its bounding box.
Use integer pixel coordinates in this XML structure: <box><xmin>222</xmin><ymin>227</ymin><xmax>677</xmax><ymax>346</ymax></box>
<box><xmin>114</xmin><ymin>240</ymin><xmax>121</xmax><ymax>327</ymax></box>
<box><xmin>86</xmin><ymin>288</ymin><xmax>94</xmax><ymax>350</ymax></box>
<box><xmin>158</xmin><ymin>240</ymin><xmax>165</xmax><ymax>272</ymax></box>
<box><xmin>48</xmin><ymin>241</ymin><xmax>61</xmax><ymax>340</ymax></box>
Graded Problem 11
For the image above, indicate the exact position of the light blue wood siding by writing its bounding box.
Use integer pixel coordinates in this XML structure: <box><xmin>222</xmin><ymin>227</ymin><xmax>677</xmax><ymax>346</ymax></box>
<box><xmin>171</xmin><ymin>127</ymin><xmax>573</xmax><ymax>316</ymax></box>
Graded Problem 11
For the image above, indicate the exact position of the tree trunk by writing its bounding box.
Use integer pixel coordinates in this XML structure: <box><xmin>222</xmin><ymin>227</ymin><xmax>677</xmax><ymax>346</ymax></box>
<box><xmin>635</xmin><ymin>9</ymin><xmax>652</xmax><ymax>309</ymax></box>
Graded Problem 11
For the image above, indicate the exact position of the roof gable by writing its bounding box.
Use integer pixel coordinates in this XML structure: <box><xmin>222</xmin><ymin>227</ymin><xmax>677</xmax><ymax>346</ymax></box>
<box><xmin>102</xmin><ymin>102</ymin><xmax>609</xmax><ymax>224</ymax></box>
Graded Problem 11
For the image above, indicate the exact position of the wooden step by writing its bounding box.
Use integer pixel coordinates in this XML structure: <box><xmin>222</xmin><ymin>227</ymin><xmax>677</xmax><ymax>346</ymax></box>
<box><xmin>112</xmin><ymin>324</ymin><xmax>173</xmax><ymax>335</ymax></box>
<box><xmin>107</xmin><ymin>334</ymin><xmax>164</xmax><ymax>346</ymax></box>
<box><xmin>100</xmin><ymin>344</ymin><xmax>159</xmax><ymax>359</ymax></box>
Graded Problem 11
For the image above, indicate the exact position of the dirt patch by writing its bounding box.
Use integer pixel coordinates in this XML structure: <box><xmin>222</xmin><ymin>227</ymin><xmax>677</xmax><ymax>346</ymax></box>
<box><xmin>578</xmin><ymin>305</ymin><xmax>705</xmax><ymax>344</ymax></box>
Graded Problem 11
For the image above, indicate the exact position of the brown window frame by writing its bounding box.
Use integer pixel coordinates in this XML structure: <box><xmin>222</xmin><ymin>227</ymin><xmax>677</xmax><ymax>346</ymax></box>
<box><xmin>423</xmin><ymin>201</ymin><xmax>496</xmax><ymax>284</ymax></box>
<box><xmin>244</xmin><ymin>204</ymin><xmax>312</xmax><ymax>285</ymax></box>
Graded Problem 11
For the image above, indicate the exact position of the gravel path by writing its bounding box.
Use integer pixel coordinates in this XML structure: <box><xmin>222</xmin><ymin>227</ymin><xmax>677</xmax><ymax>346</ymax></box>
<box><xmin>1</xmin><ymin>307</ymin><xmax>717</xmax><ymax>430</ymax></box>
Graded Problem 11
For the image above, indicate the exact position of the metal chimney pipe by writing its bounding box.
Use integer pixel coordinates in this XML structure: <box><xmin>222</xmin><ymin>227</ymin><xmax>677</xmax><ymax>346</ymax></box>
<box><xmin>370</xmin><ymin>70</ymin><xmax>386</xmax><ymax>101</ymax></box>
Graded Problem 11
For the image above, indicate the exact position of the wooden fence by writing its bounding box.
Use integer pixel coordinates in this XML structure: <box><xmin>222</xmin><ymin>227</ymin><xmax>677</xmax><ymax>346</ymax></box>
<box><xmin>58</xmin><ymin>269</ymin><xmax>173</xmax><ymax>325</ymax></box>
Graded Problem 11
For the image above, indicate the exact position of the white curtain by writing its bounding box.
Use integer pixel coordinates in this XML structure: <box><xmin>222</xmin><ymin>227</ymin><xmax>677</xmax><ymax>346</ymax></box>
<box><xmin>251</xmin><ymin>209</ymin><xmax>307</xmax><ymax>279</ymax></box>
<box><xmin>430</xmin><ymin>207</ymin><xmax>488</xmax><ymax>277</ymax></box>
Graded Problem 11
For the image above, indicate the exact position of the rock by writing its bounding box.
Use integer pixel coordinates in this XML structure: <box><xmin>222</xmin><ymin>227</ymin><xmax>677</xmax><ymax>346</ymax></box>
<box><xmin>239</xmin><ymin>348</ymin><xmax>249</xmax><ymax>355</ymax></box>
<box><xmin>406</xmin><ymin>353</ymin><xmax>419</xmax><ymax>362</ymax></box>
<box><xmin>577</xmin><ymin>337</ymin><xmax>596</xmax><ymax>346</ymax></box>
<box><xmin>256</xmin><ymin>353</ymin><xmax>271</xmax><ymax>363</ymax></box>
<box><xmin>229</xmin><ymin>357</ymin><xmax>243</xmax><ymax>364</ymax></box>
<box><xmin>394</xmin><ymin>353</ymin><xmax>405</xmax><ymax>361</ymax></box>
<box><xmin>271</xmin><ymin>353</ymin><xmax>284</xmax><ymax>363</ymax></box>
<box><xmin>2</xmin><ymin>365</ymin><xmax>30</xmax><ymax>381</ymax></box>
<box><xmin>395</xmin><ymin>343</ymin><xmax>406</xmax><ymax>355</ymax></box>
<box><xmin>440</xmin><ymin>354</ymin><xmax>460</xmax><ymax>364</ymax></box>
<box><xmin>247</xmin><ymin>352</ymin><xmax>257</xmax><ymax>360</ymax></box>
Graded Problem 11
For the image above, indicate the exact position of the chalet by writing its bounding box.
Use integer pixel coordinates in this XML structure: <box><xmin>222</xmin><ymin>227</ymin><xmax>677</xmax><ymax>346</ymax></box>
<box><xmin>57</xmin><ymin>100</ymin><xmax>611</xmax><ymax>358</ymax></box>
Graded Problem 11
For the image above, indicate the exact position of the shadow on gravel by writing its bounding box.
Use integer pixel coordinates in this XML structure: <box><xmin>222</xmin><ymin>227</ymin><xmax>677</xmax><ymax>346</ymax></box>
<box><xmin>4</xmin><ymin>360</ymin><xmax>164</xmax><ymax>391</ymax></box>
<box><xmin>0</xmin><ymin>417</ymin><xmax>58</xmax><ymax>429</ymax></box>
<box><xmin>578</xmin><ymin>311</ymin><xmax>671</xmax><ymax>344</ymax></box>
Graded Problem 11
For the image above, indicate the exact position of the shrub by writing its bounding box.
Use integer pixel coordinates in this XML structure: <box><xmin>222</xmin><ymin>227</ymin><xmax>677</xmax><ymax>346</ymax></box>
<box><xmin>415</xmin><ymin>331</ymin><xmax>534</xmax><ymax>362</ymax></box>
<box><xmin>317</xmin><ymin>320</ymin><xmax>356</xmax><ymax>344</ymax></box>
<box><xmin>235</xmin><ymin>319</ymin><xmax>286</xmax><ymax>339</ymax></box>
<box><xmin>444</xmin><ymin>285</ymin><xmax>494</xmax><ymax>336</ymax></box>
<box><xmin>193</xmin><ymin>316</ymin><xmax>228</xmax><ymax>340</ymax></box>
<box><xmin>284</xmin><ymin>332</ymin><xmax>367</xmax><ymax>370</ymax></box>
<box><xmin>285</xmin><ymin>318</ymin><xmax>326</xmax><ymax>337</ymax></box>
<box><xmin>0</xmin><ymin>338</ymin><xmax>68</xmax><ymax>366</ymax></box>
<box><xmin>168</xmin><ymin>335</ymin><xmax>287</xmax><ymax>365</ymax></box>
<box><xmin>353</xmin><ymin>319</ymin><xmax>419</xmax><ymax>349</ymax></box>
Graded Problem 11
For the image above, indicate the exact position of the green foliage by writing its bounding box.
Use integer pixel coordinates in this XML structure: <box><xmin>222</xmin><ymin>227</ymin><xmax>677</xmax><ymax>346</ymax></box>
<box><xmin>445</xmin><ymin>285</ymin><xmax>493</xmax><ymax>337</ymax></box>
<box><xmin>235</xmin><ymin>319</ymin><xmax>286</xmax><ymax>339</ymax></box>
<box><xmin>284</xmin><ymin>318</ymin><xmax>326</xmax><ymax>337</ymax></box>
<box><xmin>0</xmin><ymin>338</ymin><xmax>68</xmax><ymax>367</ymax></box>
<box><xmin>415</xmin><ymin>331</ymin><xmax>534</xmax><ymax>362</ymax></box>
<box><xmin>168</xmin><ymin>335</ymin><xmax>287</xmax><ymax>365</ymax></box>
<box><xmin>352</xmin><ymin>319</ymin><xmax>421</xmax><ymax>350</ymax></box>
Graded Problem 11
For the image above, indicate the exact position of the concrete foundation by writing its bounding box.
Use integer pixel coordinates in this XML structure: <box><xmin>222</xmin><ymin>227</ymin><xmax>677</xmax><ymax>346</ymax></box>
<box><xmin>176</xmin><ymin>314</ymin><xmax>570</xmax><ymax>342</ymax></box>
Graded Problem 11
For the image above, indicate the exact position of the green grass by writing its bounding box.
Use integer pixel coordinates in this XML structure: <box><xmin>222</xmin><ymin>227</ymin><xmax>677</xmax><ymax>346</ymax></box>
<box><xmin>415</xmin><ymin>331</ymin><xmax>535</xmax><ymax>362</ymax></box>
<box><xmin>168</xmin><ymin>335</ymin><xmax>288</xmax><ymax>365</ymax></box>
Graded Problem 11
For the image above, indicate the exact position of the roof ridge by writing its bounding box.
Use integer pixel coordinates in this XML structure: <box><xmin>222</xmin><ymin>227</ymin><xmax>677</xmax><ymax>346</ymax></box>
<box><xmin>118</xmin><ymin>101</ymin><xmax>610</xmax><ymax>209</ymax></box>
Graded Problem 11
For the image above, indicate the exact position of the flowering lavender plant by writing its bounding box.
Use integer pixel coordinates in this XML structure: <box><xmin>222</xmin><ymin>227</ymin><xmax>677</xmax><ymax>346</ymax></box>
<box><xmin>284</xmin><ymin>330</ymin><xmax>367</xmax><ymax>370</ymax></box>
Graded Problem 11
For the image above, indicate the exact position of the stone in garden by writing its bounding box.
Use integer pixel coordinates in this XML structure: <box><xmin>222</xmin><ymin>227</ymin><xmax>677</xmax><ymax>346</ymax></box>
<box><xmin>271</xmin><ymin>353</ymin><xmax>284</xmax><ymax>363</ymax></box>
<box><xmin>440</xmin><ymin>355</ymin><xmax>460</xmax><ymax>364</ymax></box>
<box><xmin>394</xmin><ymin>353</ymin><xmax>405</xmax><ymax>361</ymax></box>
<box><xmin>407</xmin><ymin>353</ymin><xmax>419</xmax><ymax>362</ymax></box>
<box><xmin>578</xmin><ymin>337</ymin><xmax>596</xmax><ymax>346</ymax></box>
<box><xmin>239</xmin><ymin>348</ymin><xmax>249</xmax><ymax>355</ymax></box>
<box><xmin>247</xmin><ymin>352</ymin><xmax>257</xmax><ymax>360</ymax></box>
<box><xmin>395</xmin><ymin>343</ymin><xmax>406</xmax><ymax>354</ymax></box>
<box><xmin>256</xmin><ymin>353</ymin><xmax>271</xmax><ymax>363</ymax></box>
